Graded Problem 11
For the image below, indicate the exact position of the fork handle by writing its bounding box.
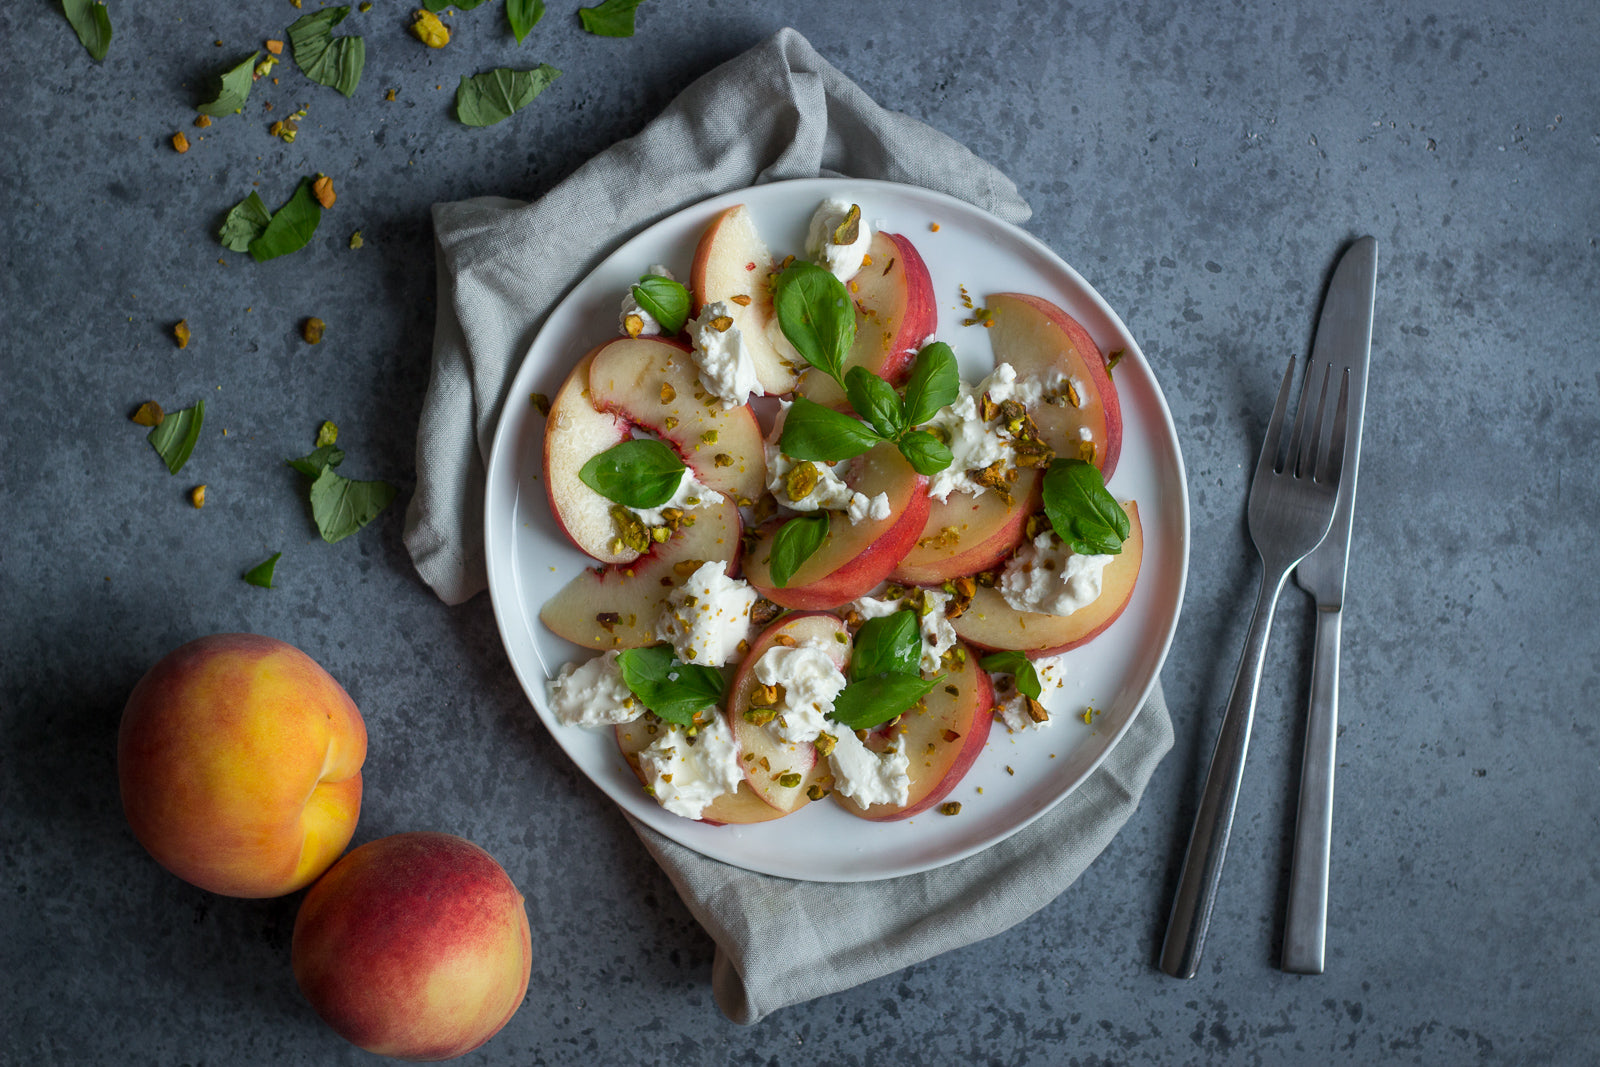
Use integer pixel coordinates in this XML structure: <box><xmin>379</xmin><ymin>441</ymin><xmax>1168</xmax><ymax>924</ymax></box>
<box><xmin>1160</xmin><ymin>563</ymin><xmax>1292</xmax><ymax>978</ymax></box>
<box><xmin>1282</xmin><ymin>604</ymin><xmax>1341</xmax><ymax>974</ymax></box>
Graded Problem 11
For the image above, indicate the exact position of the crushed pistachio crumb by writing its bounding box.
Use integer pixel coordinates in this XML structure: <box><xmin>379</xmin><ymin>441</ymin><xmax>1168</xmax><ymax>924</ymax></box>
<box><xmin>173</xmin><ymin>320</ymin><xmax>191</xmax><ymax>348</ymax></box>
<box><xmin>529</xmin><ymin>392</ymin><xmax>551</xmax><ymax>416</ymax></box>
<box><xmin>171</xmin><ymin>132</ymin><xmax>189</xmax><ymax>154</ymax></box>
<box><xmin>131</xmin><ymin>402</ymin><xmax>165</xmax><ymax>427</ymax></box>
<box><xmin>302</xmin><ymin>317</ymin><xmax>326</xmax><ymax>345</ymax></box>
<box><xmin>190</xmin><ymin>485</ymin><xmax>207</xmax><ymax>508</ymax></box>
<box><xmin>939</xmin><ymin>801</ymin><xmax>961</xmax><ymax>815</ymax></box>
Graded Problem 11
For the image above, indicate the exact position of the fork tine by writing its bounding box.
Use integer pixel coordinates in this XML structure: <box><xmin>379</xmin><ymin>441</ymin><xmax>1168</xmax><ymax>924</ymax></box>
<box><xmin>1296</xmin><ymin>362</ymin><xmax>1332</xmax><ymax>479</ymax></box>
<box><xmin>1319</xmin><ymin>368</ymin><xmax>1351</xmax><ymax>484</ymax></box>
<box><xmin>1255</xmin><ymin>356</ymin><xmax>1297</xmax><ymax>486</ymax></box>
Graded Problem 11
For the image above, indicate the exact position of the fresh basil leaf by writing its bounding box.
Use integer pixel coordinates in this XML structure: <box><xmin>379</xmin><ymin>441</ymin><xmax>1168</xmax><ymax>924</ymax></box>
<box><xmin>244</xmin><ymin>552</ymin><xmax>282</xmax><ymax>589</ymax></box>
<box><xmin>902</xmin><ymin>341</ymin><xmax>960</xmax><ymax>427</ymax></box>
<box><xmin>897</xmin><ymin>430</ymin><xmax>953</xmax><ymax>476</ymax></box>
<box><xmin>421</xmin><ymin>0</ymin><xmax>450</xmax><ymax>9</ymax></box>
<box><xmin>849</xmin><ymin>610</ymin><xmax>921</xmax><ymax>681</ymax></box>
<box><xmin>771</xmin><ymin>260</ymin><xmax>856</xmax><ymax>384</ymax></box>
<box><xmin>288</xmin><ymin>6</ymin><xmax>365</xmax><ymax>98</ymax></box>
<box><xmin>197</xmin><ymin>53</ymin><xmax>259</xmax><ymax>116</ymax></box>
<box><xmin>506</xmin><ymin>0</ymin><xmax>545</xmax><ymax>41</ymax></box>
<box><xmin>63</xmin><ymin>0</ymin><xmax>111</xmax><ymax>61</ymax></box>
<box><xmin>632</xmin><ymin>275</ymin><xmax>690</xmax><ymax>334</ymax></box>
<box><xmin>768</xmin><ymin>512</ymin><xmax>829</xmax><ymax>588</ymax></box>
<box><xmin>1041</xmin><ymin>458</ymin><xmax>1129</xmax><ymax>555</ymax></box>
<box><xmin>308</xmin><ymin>465</ymin><xmax>397</xmax><ymax>544</ymax></box>
<box><xmin>286</xmin><ymin>445</ymin><xmax>345</xmax><ymax>478</ymax></box>
<box><xmin>577</xmin><ymin>439</ymin><xmax>684</xmax><ymax>508</ymax></box>
<box><xmin>616</xmin><ymin>644</ymin><xmax>724</xmax><ymax>726</ymax></box>
<box><xmin>844</xmin><ymin>366</ymin><xmax>904</xmax><ymax>440</ymax></box>
<box><xmin>978</xmin><ymin>650</ymin><xmax>1041</xmax><ymax>700</ymax></box>
<box><xmin>831</xmin><ymin>672</ymin><xmax>939</xmax><ymax>731</ymax></box>
<box><xmin>779</xmin><ymin>398</ymin><xmax>882</xmax><ymax>462</ymax></box>
<box><xmin>454</xmin><ymin>0</ymin><xmax>490</xmax><ymax>7</ymax></box>
<box><xmin>218</xmin><ymin>192</ymin><xmax>272</xmax><ymax>253</ymax></box>
<box><xmin>456</xmin><ymin>65</ymin><xmax>561</xmax><ymax>127</ymax></box>
<box><xmin>578</xmin><ymin>0</ymin><xmax>645</xmax><ymax>36</ymax></box>
<box><xmin>146</xmin><ymin>400</ymin><xmax>204</xmax><ymax>475</ymax></box>
<box><xmin>248</xmin><ymin>178</ymin><xmax>322</xmax><ymax>263</ymax></box>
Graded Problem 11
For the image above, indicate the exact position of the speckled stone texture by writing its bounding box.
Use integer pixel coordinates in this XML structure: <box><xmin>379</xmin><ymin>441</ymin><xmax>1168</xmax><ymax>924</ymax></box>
<box><xmin>3</xmin><ymin>1</ymin><xmax>1596</xmax><ymax>1063</ymax></box>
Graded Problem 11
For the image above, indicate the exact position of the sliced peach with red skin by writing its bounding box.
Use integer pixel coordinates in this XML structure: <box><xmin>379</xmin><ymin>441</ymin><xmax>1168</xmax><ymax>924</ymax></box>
<box><xmin>798</xmin><ymin>231</ymin><xmax>937</xmax><ymax>409</ymax></box>
<box><xmin>834</xmin><ymin>638</ymin><xmax>995</xmax><ymax>821</ymax></box>
<box><xmin>614</xmin><ymin>717</ymin><xmax>785</xmax><ymax>826</ymax></box>
<box><xmin>538</xmin><ymin>496</ymin><xmax>742</xmax><ymax>650</ymax></box>
<box><xmin>688</xmin><ymin>204</ymin><xmax>795</xmax><ymax>394</ymax></box>
<box><xmin>987</xmin><ymin>292</ymin><xmax>1123</xmax><ymax>479</ymax></box>
<box><xmin>543</xmin><ymin>347</ymin><xmax>631</xmax><ymax>563</ymax></box>
<box><xmin>950</xmin><ymin>502</ymin><xmax>1143</xmax><ymax>655</ymax></box>
<box><xmin>891</xmin><ymin>468</ymin><xmax>1042</xmax><ymax>586</ymax></box>
<box><xmin>743</xmin><ymin>443</ymin><xmax>930</xmax><ymax>610</ymax></box>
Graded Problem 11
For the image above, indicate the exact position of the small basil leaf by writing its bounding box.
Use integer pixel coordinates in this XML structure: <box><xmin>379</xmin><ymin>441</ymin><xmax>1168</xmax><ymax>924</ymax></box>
<box><xmin>286</xmin><ymin>445</ymin><xmax>345</xmax><ymax>477</ymax></box>
<box><xmin>577</xmin><ymin>439</ymin><xmax>685</xmax><ymax>508</ymax></box>
<box><xmin>506</xmin><ymin>0</ymin><xmax>545</xmax><ymax>43</ymax></box>
<box><xmin>897</xmin><ymin>430</ymin><xmax>953</xmax><ymax>476</ymax></box>
<box><xmin>244</xmin><ymin>552</ymin><xmax>282</xmax><ymax>589</ymax></box>
<box><xmin>616</xmin><ymin>645</ymin><xmax>724</xmax><ymax>726</ymax></box>
<box><xmin>830</xmin><ymin>672</ymin><xmax>940</xmax><ymax>731</ymax></box>
<box><xmin>771</xmin><ymin>260</ymin><xmax>855</xmax><ymax>384</ymax></box>
<box><xmin>248</xmin><ymin>178</ymin><xmax>322</xmax><ymax>263</ymax></box>
<box><xmin>902</xmin><ymin>341</ymin><xmax>960</xmax><ymax>427</ymax></box>
<box><xmin>218</xmin><ymin>192</ymin><xmax>272</xmax><ymax>253</ymax></box>
<box><xmin>1041</xmin><ymin>458</ymin><xmax>1128</xmax><ymax>555</ymax></box>
<box><xmin>632</xmin><ymin>275</ymin><xmax>690</xmax><ymax>335</ymax></box>
<box><xmin>849</xmin><ymin>610</ymin><xmax>921</xmax><ymax>681</ymax></box>
<box><xmin>779</xmin><ymin>398</ymin><xmax>882</xmax><ymax>462</ymax></box>
<box><xmin>287</xmin><ymin>6</ymin><xmax>365</xmax><ymax>98</ymax></box>
<box><xmin>63</xmin><ymin>0</ymin><xmax>112</xmax><ymax>61</ymax></box>
<box><xmin>578</xmin><ymin>0</ymin><xmax>646</xmax><ymax>37</ymax></box>
<box><xmin>197</xmin><ymin>53</ymin><xmax>259</xmax><ymax>116</ymax></box>
<box><xmin>978</xmin><ymin>650</ymin><xmax>1042</xmax><ymax>700</ymax></box>
<box><xmin>454</xmin><ymin>0</ymin><xmax>490</xmax><ymax>7</ymax></box>
<box><xmin>146</xmin><ymin>400</ymin><xmax>205</xmax><ymax>475</ymax></box>
<box><xmin>844</xmin><ymin>366</ymin><xmax>904</xmax><ymax>440</ymax></box>
<box><xmin>456</xmin><ymin>65</ymin><xmax>561</xmax><ymax>127</ymax></box>
<box><xmin>768</xmin><ymin>512</ymin><xmax>829</xmax><ymax>588</ymax></box>
<box><xmin>308</xmin><ymin>466</ymin><xmax>397</xmax><ymax>544</ymax></box>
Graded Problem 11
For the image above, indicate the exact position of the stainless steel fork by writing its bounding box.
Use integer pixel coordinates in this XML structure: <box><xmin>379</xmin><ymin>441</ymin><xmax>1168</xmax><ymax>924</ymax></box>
<box><xmin>1160</xmin><ymin>355</ymin><xmax>1351</xmax><ymax>979</ymax></box>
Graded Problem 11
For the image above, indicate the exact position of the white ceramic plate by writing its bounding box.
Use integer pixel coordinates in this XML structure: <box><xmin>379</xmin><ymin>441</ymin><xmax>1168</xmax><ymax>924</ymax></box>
<box><xmin>484</xmin><ymin>178</ymin><xmax>1189</xmax><ymax>881</ymax></box>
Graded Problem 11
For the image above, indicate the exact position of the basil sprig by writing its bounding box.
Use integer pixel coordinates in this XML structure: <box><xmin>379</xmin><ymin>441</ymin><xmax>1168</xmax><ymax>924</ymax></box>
<box><xmin>63</xmin><ymin>0</ymin><xmax>111</xmax><ymax>62</ymax></box>
<box><xmin>772</xmin><ymin>261</ymin><xmax>856</xmax><ymax>383</ymax></box>
<box><xmin>767</xmin><ymin>512</ymin><xmax>829</xmax><ymax>587</ymax></box>
<box><xmin>147</xmin><ymin>400</ymin><xmax>205</xmax><ymax>475</ymax></box>
<box><xmin>632</xmin><ymin>275</ymin><xmax>690</xmax><ymax>334</ymax></box>
<box><xmin>978</xmin><ymin>650</ymin><xmax>1042</xmax><ymax>700</ymax></box>
<box><xmin>830</xmin><ymin>610</ymin><xmax>940</xmax><ymax>731</ymax></box>
<box><xmin>578</xmin><ymin>0</ymin><xmax>647</xmax><ymax>37</ymax></box>
<box><xmin>247</xmin><ymin>178</ymin><xmax>323</xmax><ymax>263</ymax></box>
<box><xmin>616</xmin><ymin>645</ymin><xmax>724</xmax><ymax>726</ymax></box>
<box><xmin>578</xmin><ymin>439</ymin><xmax>685</xmax><ymax>509</ymax></box>
<box><xmin>507</xmin><ymin>0</ymin><xmax>546</xmax><ymax>42</ymax></box>
<box><xmin>778</xmin><ymin>399</ymin><xmax>881</xmax><ymax>462</ymax></box>
<box><xmin>456</xmin><ymin>65</ymin><xmax>561</xmax><ymax>128</ymax></box>
<box><xmin>287</xmin><ymin>6</ymin><xmax>365</xmax><ymax>98</ymax></box>
<box><xmin>198</xmin><ymin>53</ymin><xmax>259</xmax><ymax>116</ymax></box>
<box><xmin>1041</xmin><ymin>458</ymin><xmax>1129</xmax><ymax>555</ymax></box>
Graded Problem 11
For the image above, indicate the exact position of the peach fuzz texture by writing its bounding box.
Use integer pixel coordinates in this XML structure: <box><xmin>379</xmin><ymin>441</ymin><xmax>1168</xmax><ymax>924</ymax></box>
<box><xmin>291</xmin><ymin>833</ymin><xmax>533</xmax><ymax>1062</ymax></box>
<box><xmin>117</xmin><ymin>633</ymin><xmax>367</xmax><ymax>898</ymax></box>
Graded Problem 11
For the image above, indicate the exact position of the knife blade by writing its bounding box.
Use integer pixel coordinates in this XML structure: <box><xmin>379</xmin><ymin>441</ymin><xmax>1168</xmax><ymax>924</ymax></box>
<box><xmin>1281</xmin><ymin>236</ymin><xmax>1376</xmax><ymax>974</ymax></box>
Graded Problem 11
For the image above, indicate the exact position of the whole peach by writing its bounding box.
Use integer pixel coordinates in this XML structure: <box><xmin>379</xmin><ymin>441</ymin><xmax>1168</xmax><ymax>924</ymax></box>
<box><xmin>292</xmin><ymin>833</ymin><xmax>533</xmax><ymax>1061</ymax></box>
<box><xmin>118</xmin><ymin>633</ymin><xmax>367</xmax><ymax>898</ymax></box>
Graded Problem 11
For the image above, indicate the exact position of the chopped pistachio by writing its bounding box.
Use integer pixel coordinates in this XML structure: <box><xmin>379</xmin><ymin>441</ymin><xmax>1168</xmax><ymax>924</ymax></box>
<box><xmin>131</xmin><ymin>402</ymin><xmax>165</xmax><ymax>427</ymax></box>
<box><xmin>302</xmin><ymin>318</ymin><xmax>326</xmax><ymax>345</ymax></box>
<box><xmin>173</xmin><ymin>320</ymin><xmax>191</xmax><ymax>348</ymax></box>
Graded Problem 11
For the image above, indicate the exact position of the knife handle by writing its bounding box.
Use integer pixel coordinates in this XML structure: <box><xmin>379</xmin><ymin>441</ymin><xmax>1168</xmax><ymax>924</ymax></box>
<box><xmin>1282</xmin><ymin>604</ymin><xmax>1341</xmax><ymax>974</ymax></box>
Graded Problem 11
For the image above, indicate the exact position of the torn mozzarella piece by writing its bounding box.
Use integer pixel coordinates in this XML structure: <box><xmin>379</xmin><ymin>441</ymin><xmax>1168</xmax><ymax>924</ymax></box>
<box><xmin>638</xmin><ymin>714</ymin><xmax>743</xmax><ymax>820</ymax></box>
<box><xmin>753</xmin><ymin>637</ymin><xmax>848</xmax><ymax>744</ymax></box>
<box><xmin>546</xmin><ymin>651</ymin><xmax>641</xmax><ymax>727</ymax></box>
<box><xmin>654</xmin><ymin>561</ymin><xmax>758</xmax><ymax>667</ymax></box>
<box><xmin>999</xmin><ymin>533</ymin><xmax>1114</xmax><ymax>617</ymax></box>
<box><xmin>805</xmin><ymin>198</ymin><xmax>873</xmax><ymax>283</ymax></box>
<box><xmin>690</xmin><ymin>299</ymin><xmax>762</xmax><ymax>408</ymax></box>
<box><xmin>618</xmin><ymin>264</ymin><xmax>675</xmax><ymax>337</ymax></box>
<box><xmin>827</xmin><ymin>727</ymin><xmax>911</xmax><ymax>807</ymax></box>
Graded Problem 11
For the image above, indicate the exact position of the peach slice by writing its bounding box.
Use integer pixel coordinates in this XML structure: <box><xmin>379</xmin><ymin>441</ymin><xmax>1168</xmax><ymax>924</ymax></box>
<box><xmin>891</xmin><ymin>467</ymin><xmax>1043</xmax><ymax>586</ymax></box>
<box><xmin>614</xmin><ymin>717</ymin><xmax>785</xmax><ymax>825</ymax></box>
<box><xmin>743</xmin><ymin>443</ymin><xmax>930</xmax><ymax>610</ymax></box>
<box><xmin>834</xmin><ymin>638</ymin><xmax>995</xmax><ymax>821</ymax></box>
<box><xmin>542</xmin><ymin>348</ymin><xmax>632</xmax><ymax>563</ymax></box>
<box><xmin>688</xmin><ymin>204</ymin><xmax>796</xmax><ymax>394</ymax></box>
<box><xmin>950</xmin><ymin>502</ymin><xmax>1143</xmax><ymax>655</ymax></box>
<box><xmin>538</xmin><ymin>496</ymin><xmax>742</xmax><ymax>650</ymax></box>
<box><xmin>797</xmin><ymin>231</ymin><xmax>937</xmax><ymax>409</ymax></box>
<box><xmin>724</xmin><ymin>612</ymin><xmax>852</xmax><ymax>813</ymax></box>
<box><xmin>987</xmin><ymin>292</ymin><xmax>1124</xmax><ymax>479</ymax></box>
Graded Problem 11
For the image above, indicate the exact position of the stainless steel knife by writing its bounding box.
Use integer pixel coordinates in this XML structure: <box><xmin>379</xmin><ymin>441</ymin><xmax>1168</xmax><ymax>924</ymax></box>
<box><xmin>1281</xmin><ymin>236</ymin><xmax>1376</xmax><ymax>975</ymax></box>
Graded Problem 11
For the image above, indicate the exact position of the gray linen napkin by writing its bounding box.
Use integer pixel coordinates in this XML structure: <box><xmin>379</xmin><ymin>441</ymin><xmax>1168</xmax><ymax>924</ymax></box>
<box><xmin>405</xmin><ymin>27</ymin><xmax>1174</xmax><ymax>1024</ymax></box>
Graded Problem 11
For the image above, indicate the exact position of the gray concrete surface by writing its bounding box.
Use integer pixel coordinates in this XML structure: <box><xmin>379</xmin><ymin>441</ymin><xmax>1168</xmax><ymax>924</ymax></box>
<box><xmin>3</xmin><ymin>1</ymin><xmax>1597</xmax><ymax>1063</ymax></box>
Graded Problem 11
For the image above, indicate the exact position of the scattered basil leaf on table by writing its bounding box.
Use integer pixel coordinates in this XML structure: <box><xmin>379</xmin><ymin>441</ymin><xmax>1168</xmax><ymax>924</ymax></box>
<box><xmin>896</xmin><ymin>429</ymin><xmax>953</xmax><ymax>476</ymax></box>
<box><xmin>287</xmin><ymin>7</ymin><xmax>366</xmax><ymax>98</ymax></box>
<box><xmin>506</xmin><ymin>0</ymin><xmax>545</xmax><ymax>42</ymax></box>
<box><xmin>218</xmin><ymin>192</ymin><xmax>272</xmax><ymax>252</ymax></box>
<box><xmin>768</xmin><ymin>512</ymin><xmax>829</xmax><ymax>587</ymax></box>
<box><xmin>631</xmin><ymin>275</ymin><xmax>690</xmax><ymax>334</ymax></box>
<box><xmin>63</xmin><ymin>0</ymin><xmax>112</xmax><ymax>61</ymax></box>
<box><xmin>455</xmin><ymin>65</ymin><xmax>561</xmax><ymax>127</ymax></box>
<box><xmin>844</xmin><ymin>366</ymin><xmax>904</xmax><ymax>440</ymax></box>
<box><xmin>578</xmin><ymin>0</ymin><xmax>646</xmax><ymax>37</ymax></box>
<box><xmin>308</xmin><ymin>466</ymin><xmax>397</xmax><ymax>544</ymax></box>
<box><xmin>979</xmin><ymin>650</ymin><xmax>1042</xmax><ymax>700</ymax></box>
<box><xmin>1041</xmin><ymin>457</ymin><xmax>1128</xmax><ymax>555</ymax></box>
<box><xmin>849</xmin><ymin>610</ymin><xmax>922</xmax><ymax>681</ymax></box>
<box><xmin>616</xmin><ymin>645</ymin><xmax>724</xmax><ymax>726</ymax></box>
<box><xmin>146</xmin><ymin>400</ymin><xmax>205</xmax><ymax>475</ymax></box>
<box><xmin>244</xmin><ymin>552</ymin><xmax>282</xmax><ymax>589</ymax></box>
<box><xmin>772</xmin><ymin>261</ymin><xmax>855</xmax><ymax>384</ymax></box>
<box><xmin>778</xmin><ymin>398</ymin><xmax>882</xmax><ymax>462</ymax></box>
<box><xmin>248</xmin><ymin>178</ymin><xmax>323</xmax><ymax>263</ymax></box>
<box><xmin>197</xmin><ymin>53</ymin><xmax>260</xmax><ymax>116</ymax></box>
<box><xmin>286</xmin><ymin>445</ymin><xmax>345</xmax><ymax>478</ymax></box>
<box><xmin>831</xmin><ymin>672</ymin><xmax>939</xmax><ymax>732</ymax></box>
<box><xmin>577</xmin><ymin>439</ymin><xmax>685</xmax><ymax>508</ymax></box>
<box><xmin>901</xmin><ymin>341</ymin><xmax>960</xmax><ymax>427</ymax></box>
